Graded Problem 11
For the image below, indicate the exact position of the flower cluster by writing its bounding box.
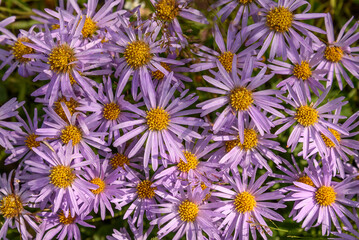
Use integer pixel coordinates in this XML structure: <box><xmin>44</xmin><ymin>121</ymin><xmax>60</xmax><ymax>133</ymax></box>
<box><xmin>0</xmin><ymin>0</ymin><xmax>359</xmax><ymax>239</ymax></box>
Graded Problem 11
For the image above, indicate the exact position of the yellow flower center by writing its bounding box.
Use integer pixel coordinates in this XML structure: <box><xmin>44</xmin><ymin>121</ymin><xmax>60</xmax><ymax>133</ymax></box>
<box><xmin>321</xmin><ymin>128</ymin><xmax>341</xmax><ymax>148</ymax></box>
<box><xmin>110</xmin><ymin>153</ymin><xmax>130</xmax><ymax>169</ymax></box>
<box><xmin>51</xmin><ymin>24</ymin><xmax>60</xmax><ymax>30</ymax></box>
<box><xmin>136</xmin><ymin>180</ymin><xmax>156</xmax><ymax>199</ymax></box>
<box><xmin>324</xmin><ymin>46</ymin><xmax>343</xmax><ymax>62</ymax></box>
<box><xmin>295</xmin><ymin>105</ymin><xmax>318</xmax><ymax>127</ymax></box>
<box><xmin>0</xmin><ymin>194</ymin><xmax>23</xmax><ymax>218</ymax></box>
<box><xmin>229</xmin><ymin>87</ymin><xmax>254</xmax><ymax>111</ymax></box>
<box><xmin>124</xmin><ymin>41</ymin><xmax>152</xmax><ymax>69</ymax></box>
<box><xmin>177</xmin><ymin>151</ymin><xmax>199</xmax><ymax>173</ymax></box>
<box><xmin>178</xmin><ymin>200</ymin><xmax>199</xmax><ymax>222</ymax></box>
<box><xmin>90</xmin><ymin>177</ymin><xmax>106</xmax><ymax>194</ymax></box>
<box><xmin>293</xmin><ymin>61</ymin><xmax>312</xmax><ymax>80</ymax></box>
<box><xmin>297</xmin><ymin>175</ymin><xmax>315</xmax><ymax>187</ymax></box>
<box><xmin>25</xmin><ymin>133</ymin><xmax>40</xmax><ymax>149</ymax></box>
<box><xmin>155</xmin><ymin>0</ymin><xmax>179</xmax><ymax>22</ymax></box>
<box><xmin>12</xmin><ymin>37</ymin><xmax>34</xmax><ymax>63</ymax></box>
<box><xmin>218</xmin><ymin>51</ymin><xmax>234</xmax><ymax>72</ymax></box>
<box><xmin>266</xmin><ymin>7</ymin><xmax>293</xmax><ymax>32</ymax></box>
<box><xmin>60</xmin><ymin>125</ymin><xmax>82</xmax><ymax>146</ymax></box>
<box><xmin>49</xmin><ymin>165</ymin><xmax>76</xmax><ymax>188</ymax></box>
<box><xmin>225</xmin><ymin>129</ymin><xmax>258</xmax><ymax>152</ymax></box>
<box><xmin>58</xmin><ymin>210</ymin><xmax>76</xmax><ymax>225</ymax></box>
<box><xmin>48</xmin><ymin>44</ymin><xmax>77</xmax><ymax>73</ymax></box>
<box><xmin>54</xmin><ymin>97</ymin><xmax>79</xmax><ymax>121</ymax></box>
<box><xmin>200</xmin><ymin>182</ymin><xmax>207</xmax><ymax>190</ymax></box>
<box><xmin>239</xmin><ymin>0</ymin><xmax>252</xmax><ymax>4</ymax></box>
<box><xmin>82</xmin><ymin>17</ymin><xmax>98</xmax><ymax>38</ymax></box>
<box><xmin>103</xmin><ymin>102</ymin><xmax>121</xmax><ymax>121</ymax></box>
<box><xmin>152</xmin><ymin>62</ymin><xmax>171</xmax><ymax>80</ymax></box>
<box><xmin>146</xmin><ymin>107</ymin><xmax>170</xmax><ymax>131</ymax></box>
<box><xmin>315</xmin><ymin>186</ymin><xmax>336</xmax><ymax>206</ymax></box>
<box><xmin>234</xmin><ymin>191</ymin><xmax>256</xmax><ymax>213</ymax></box>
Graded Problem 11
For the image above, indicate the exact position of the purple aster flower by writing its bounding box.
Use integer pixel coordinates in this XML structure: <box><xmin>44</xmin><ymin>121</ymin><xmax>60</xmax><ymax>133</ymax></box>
<box><xmin>0</xmin><ymin>171</ymin><xmax>40</xmax><ymax>240</ymax></box>
<box><xmin>150</xmin><ymin>0</ymin><xmax>208</xmax><ymax>46</ymax></box>
<box><xmin>82</xmin><ymin>157</ymin><xmax>123</xmax><ymax>220</ymax></box>
<box><xmin>111</xmin><ymin>72</ymin><xmax>203</xmax><ymax>170</ymax></box>
<box><xmin>245</xmin><ymin>0</ymin><xmax>326</xmax><ymax>59</ymax></box>
<box><xmin>314</xmin><ymin>13</ymin><xmax>359</xmax><ymax>89</ymax></box>
<box><xmin>212</xmin><ymin>168</ymin><xmax>285</xmax><ymax>240</ymax></box>
<box><xmin>24</xmin><ymin>13</ymin><xmax>111</xmax><ymax>105</ymax></box>
<box><xmin>209</xmin><ymin>0</ymin><xmax>260</xmax><ymax>27</ymax></box>
<box><xmin>37</xmin><ymin>210</ymin><xmax>94</xmax><ymax>240</ymax></box>
<box><xmin>191</xmin><ymin>23</ymin><xmax>262</xmax><ymax>73</ymax></box>
<box><xmin>24</xmin><ymin>143</ymin><xmax>97</xmax><ymax>215</ymax></box>
<box><xmin>284</xmin><ymin>162</ymin><xmax>359</xmax><ymax>235</ymax></box>
<box><xmin>197</xmin><ymin>57</ymin><xmax>284</xmax><ymax>136</ymax></box>
<box><xmin>269</xmin><ymin>39</ymin><xmax>328</xmax><ymax>101</ymax></box>
<box><xmin>213</xmin><ymin>116</ymin><xmax>285</xmax><ymax>171</ymax></box>
<box><xmin>5</xmin><ymin>107</ymin><xmax>40</xmax><ymax>165</ymax></box>
<box><xmin>107</xmin><ymin>19</ymin><xmax>183</xmax><ymax>102</ymax></box>
<box><xmin>150</xmin><ymin>185</ymin><xmax>223</xmax><ymax>240</ymax></box>
<box><xmin>35</xmin><ymin>104</ymin><xmax>110</xmax><ymax>159</ymax></box>
<box><xmin>274</xmin><ymin>85</ymin><xmax>348</xmax><ymax>159</ymax></box>
<box><xmin>0</xmin><ymin>98</ymin><xmax>24</xmax><ymax>151</ymax></box>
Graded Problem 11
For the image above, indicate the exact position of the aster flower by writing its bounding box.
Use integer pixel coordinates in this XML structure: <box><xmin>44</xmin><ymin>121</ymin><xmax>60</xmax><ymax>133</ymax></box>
<box><xmin>107</xmin><ymin>19</ymin><xmax>184</xmax><ymax>102</ymax></box>
<box><xmin>315</xmin><ymin>13</ymin><xmax>359</xmax><ymax>90</ymax></box>
<box><xmin>151</xmin><ymin>0</ymin><xmax>208</xmax><ymax>46</ymax></box>
<box><xmin>197</xmin><ymin>57</ymin><xmax>284</xmax><ymax>136</ymax></box>
<box><xmin>245</xmin><ymin>0</ymin><xmax>326</xmax><ymax>59</ymax></box>
<box><xmin>111</xmin><ymin>72</ymin><xmax>203</xmax><ymax>170</ymax></box>
<box><xmin>5</xmin><ymin>107</ymin><xmax>41</xmax><ymax>165</ymax></box>
<box><xmin>0</xmin><ymin>171</ymin><xmax>40</xmax><ymax>240</ymax></box>
<box><xmin>209</xmin><ymin>0</ymin><xmax>259</xmax><ymax>27</ymax></box>
<box><xmin>213</xmin><ymin>116</ymin><xmax>285</xmax><ymax>171</ymax></box>
<box><xmin>274</xmin><ymin>85</ymin><xmax>348</xmax><ymax>158</ymax></box>
<box><xmin>269</xmin><ymin>39</ymin><xmax>328</xmax><ymax>101</ymax></box>
<box><xmin>150</xmin><ymin>186</ymin><xmax>222</xmax><ymax>240</ymax></box>
<box><xmin>82</xmin><ymin>157</ymin><xmax>123</xmax><ymax>220</ymax></box>
<box><xmin>37</xmin><ymin>210</ymin><xmax>94</xmax><ymax>240</ymax></box>
<box><xmin>284</xmin><ymin>162</ymin><xmax>359</xmax><ymax>235</ymax></box>
<box><xmin>191</xmin><ymin>23</ymin><xmax>262</xmax><ymax>73</ymax></box>
<box><xmin>0</xmin><ymin>98</ymin><xmax>24</xmax><ymax>151</ymax></box>
<box><xmin>24</xmin><ymin>13</ymin><xmax>111</xmax><ymax>105</ymax></box>
<box><xmin>24</xmin><ymin>143</ymin><xmax>96</xmax><ymax>215</ymax></box>
<box><xmin>212</xmin><ymin>168</ymin><xmax>286</xmax><ymax>240</ymax></box>
<box><xmin>35</xmin><ymin>104</ymin><xmax>110</xmax><ymax>159</ymax></box>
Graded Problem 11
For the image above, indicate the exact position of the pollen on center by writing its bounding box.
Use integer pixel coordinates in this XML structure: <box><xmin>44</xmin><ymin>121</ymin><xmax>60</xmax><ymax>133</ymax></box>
<box><xmin>177</xmin><ymin>151</ymin><xmax>199</xmax><ymax>173</ymax></box>
<box><xmin>103</xmin><ymin>102</ymin><xmax>121</xmax><ymax>120</ymax></box>
<box><xmin>136</xmin><ymin>180</ymin><xmax>156</xmax><ymax>199</ymax></box>
<box><xmin>155</xmin><ymin>0</ymin><xmax>179</xmax><ymax>22</ymax></box>
<box><xmin>0</xmin><ymin>194</ymin><xmax>23</xmax><ymax>219</ymax></box>
<box><xmin>48</xmin><ymin>44</ymin><xmax>77</xmax><ymax>74</ymax></box>
<box><xmin>293</xmin><ymin>61</ymin><xmax>312</xmax><ymax>80</ymax></box>
<box><xmin>234</xmin><ymin>191</ymin><xmax>256</xmax><ymax>213</ymax></box>
<box><xmin>12</xmin><ymin>37</ymin><xmax>34</xmax><ymax>63</ymax></box>
<box><xmin>266</xmin><ymin>6</ymin><xmax>293</xmax><ymax>32</ymax></box>
<box><xmin>146</xmin><ymin>107</ymin><xmax>170</xmax><ymax>131</ymax></box>
<box><xmin>110</xmin><ymin>153</ymin><xmax>130</xmax><ymax>169</ymax></box>
<box><xmin>229</xmin><ymin>87</ymin><xmax>254</xmax><ymax>111</ymax></box>
<box><xmin>49</xmin><ymin>165</ymin><xmax>76</xmax><ymax>188</ymax></box>
<box><xmin>315</xmin><ymin>186</ymin><xmax>336</xmax><ymax>206</ymax></box>
<box><xmin>324</xmin><ymin>46</ymin><xmax>343</xmax><ymax>62</ymax></box>
<box><xmin>124</xmin><ymin>41</ymin><xmax>152</xmax><ymax>69</ymax></box>
<box><xmin>321</xmin><ymin>128</ymin><xmax>341</xmax><ymax>148</ymax></box>
<box><xmin>295</xmin><ymin>105</ymin><xmax>318</xmax><ymax>127</ymax></box>
<box><xmin>60</xmin><ymin>125</ymin><xmax>82</xmax><ymax>146</ymax></box>
<box><xmin>90</xmin><ymin>177</ymin><xmax>106</xmax><ymax>195</ymax></box>
<box><xmin>178</xmin><ymin>200</ymin><xmax>199</xmax><ymax>222</ymax></box>
<box><xmin>54</xmin><ymin>97</ymin><xmax>79</xmax><ymax>121</ymax></box>
<box><xmin>225</xmin><ymin>128</ymin><xmax>258</xmax><ymax>152</ymax></box>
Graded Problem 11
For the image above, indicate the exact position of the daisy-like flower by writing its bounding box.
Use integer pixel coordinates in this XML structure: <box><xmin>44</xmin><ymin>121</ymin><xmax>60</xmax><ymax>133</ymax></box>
<box><xmin>0</xmin><ymin>98</ymin><xmax>24</xmax><ymax>151</ymax></box>
<box><xmin>213</xmin><ymin>117</ymin><xmax>285</xmax><ymax>171</ymax></box>
<box><xmin>0</xmin><ymin>171</ymin><xmax>40</xmax><ymax>240</ymax></box>
<box><xmin>269</xmin><ymin>39</ymin><xmax>328</xmax><ymax>101</ymax></box>
<box><xmin>191</xmin><ymin>24</ymin><xmax>262</xmax><ymax>73</ymax></box>
<box><xmin>24</xmin><ymin>143</ymin><xmax>96</xmax><ymax>215</ymax></box>
<box><xmin>197</xmin><ymin>57</ymin><xmax>284</xmax><ymax>136</ymax></box>
<box><xmin>315</xmin><ymin>13</ymin><xmax>359</xmax><ymax>89</ymax></box>
<box><xmin>209</xmin><ymin>0</ymin><xmax>259</xmax><ymax>27</ymax></box>
<box><xmin>82</xmin><ymin>157</ymin><xmax>123</xmax><ymax>220</ymax></box>
<box><xmin>284</xmin><ymin>162</ymin><xmax>359</xmax><ymax>235</ymax></box>
<box><xmin>108</xmin><ymin>19</ymin><xmax>184</xmax><ymax>102</ymax></box>
<box><xmin>274</xmin><ymin>85</ymin><xmax>348</xmax><ymax>158</ymax></box>
<box><xmin>5</xmin><ymin>107</ymin><xmax>41</xmax><ymax>165</ymax></box>
<box><xmin>150</xmin><ymin>186</ymin><xmax>222</xmax><ymax>240</ymax></box>
<box><xmin>37</xmin><ymin>210</ymin><xmax>94</xmax><ymax>240</ymax></box>
<box><xmin>212</xmin><ymin>168</ymin><xmax>286</xmax><ymax>240</ymax></box>
<box><xmin>111</xmin><ymin>73</ymin><xmax>203</xmax><ymax>170</ymax></box>
<box><xmin>245</xmin><ymin>0</ymin><xmax>326</xmax><ymax>59</ymax></box>
<box><xmin>307</xmin><ymin>109</ymin><xmax>359</xmax><ymax>178</ymax></box>
<box><xmin>154</xmin><ymin>131</ymin><xmax>221</xmax><ymax>191</ymax></box>
<box><xmin>25</xmin><ymin>13</ymin><xmax>111</xmax><ymax>105</ymax></box>
<box><xmin>36</xmin><ymin>104</ymin><xmax>110</xmax><ymax>159</ymax></box>
<box><xmin>151</xmin><ymin>0</ymin><xmax>208</xmax><ymax>46</ymax></box>
<box><xmin>111</xmin><ymin>167</ymin><xmax>165</xmax><ymax>227</ymax></box>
